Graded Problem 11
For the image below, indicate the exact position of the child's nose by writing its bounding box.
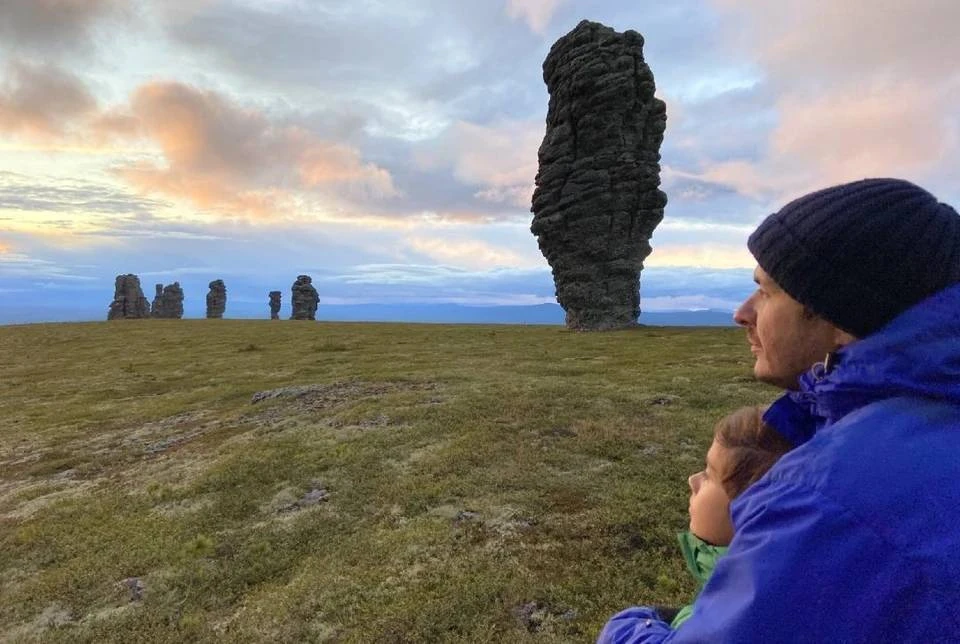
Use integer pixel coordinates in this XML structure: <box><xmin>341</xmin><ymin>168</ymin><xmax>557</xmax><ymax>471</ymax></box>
<box><xmin>688</xmin><ymin>471</ymin><xmax>704</xmax><ymax>493</ymax></box>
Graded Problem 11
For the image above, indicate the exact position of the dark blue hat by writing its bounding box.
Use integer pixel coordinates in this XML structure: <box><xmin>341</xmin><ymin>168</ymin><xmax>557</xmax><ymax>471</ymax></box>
<box><xmin>748</xmin><ymin>178</ymin><xmax>960</xmax><ymax>337</ymax></box>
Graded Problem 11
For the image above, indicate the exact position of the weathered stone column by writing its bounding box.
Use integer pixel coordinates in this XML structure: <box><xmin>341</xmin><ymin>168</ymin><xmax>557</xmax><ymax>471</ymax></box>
<box><xmin>290</xmin><ymin>275</ymin><xmax>318</xmax><ymax>320</ymax></box>
<box><xmin>151</xmin><ymin>284</ymin><xmax>163</xmax><ymax>317</ymax></box>
<box><xmin>269</xmin><ymin>291</ymin><xmax>281</xmax><ymax>320</ymax></box>
<box><xmin>163</xmin><ymin>282</ymin><xmax>184</xmax><ymax>319</ymax></box>
<box><xmin>206</xmin><ymin>280</ymin><xmax>226</xmax><ymax>318</ymax></box>
<box><xmin>531</xmin><ymin>20</ymin><xmax>667</xmax><ymax>330</ymax></box>
<box><xmin>107</xmin><ymin>274</ymin><xmax>151</xmax><ymax>320</ymax></box>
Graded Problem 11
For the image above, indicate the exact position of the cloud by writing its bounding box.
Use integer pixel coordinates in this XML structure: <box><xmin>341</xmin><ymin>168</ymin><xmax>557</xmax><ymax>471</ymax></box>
<box><xmin>0</xmin><ymin>61</ymin><xmax>97</xmax><ymax>138</ymax></box>
<box><xmin>0</xmin><ymin>212</ymin><xmax>408</xmax><ymax>320</ymax></box>
<box><xmin>645</xmin><ymin>243</ymin><xmax>754</xmax><ymax>269</ymax></box>
<box><xmin>405</xmin><ymin>236</ymin><xmax>537</xmax><ymax>270</ymax></box>
<box><xmin>0</xmin><ymin>171</ymin><xmax>167</xmax><ymax>216</ymax></box>
<box><xmin>506</xmin><ymin>0</ymin><xmax>567</xmax><ymax>34</ymax></box>
<box><xmin>0</xmin><ymin>0</ymin><xmax>129</xmax><ymax>58</ymax></box>
<box><xmin>0</xmin><ymin>249</ymin><xmax>95</xmax><ymax>280</ymax></box>
<box><xmin>696</xmin><ymin>0</ymin><xmax>960</xmax><ymax>203</ymax></box>
<box><xmin>112</xmin><ymin>81</ymin><xmax>399</xmax><ymax>216</ymax></box>
<box><xmin>164</xmin><ymin>0</ymin><xmax>550</xmax><ymax>133</ymax></box>
<box><xmin>659</xmin><ymin>169</ymin><xmax>770</xmax><ymax>224</ymax></box>
<box><xmin>771</xmin><ymin>82</ymin><xmax>957</xmax><ymax>184</ymax></box>
<box><xmin>297</xmin><ymin>141</ymin><xmax>398</xmax><ymax>197</ymax></box>
<box><xmin>683</xmin><ymin>160</ymin><xmax>792</xmax><ymax>202</ymax></box>
<box><xmin>641</xmin><ymin>295</ymin><xmax>742</xmax><ymax>312</ymax></box>
<box><xmin>659</xmin><ymin>83</ymin><xmax>776</xmax><ymax>172</ymax></box>
<box><xmin>688</xmin><ymin>86</ymin><xmax>960</xmax><ymax>207</ymax></box>
<box><xmin>0</xmin><ymin>65</ymin><xmax>404</xmax><ymax>219</ymax></box>
<box><xmin>647</xmin><ymin>218</ymin><xmax>759</xmax><ymax>269</ymax></box>
<box><xmin>414</xmin><ymin>119</ymin><xmax>542</xmax><ymax>209</ymax></box>
<box><xmin>641</xmin><ymin>266</ymin><xmax>753</xmax><ymax>302</ymax></box>
<box><xmin>322</xmin><ymin>263</ymin><xmax>555</xmax><ymax>305</ymax></box>
<box><xmin>713</xmin><ymin>0</ymin><xmax>960</xmax><ymax>87</ymax></box>
<box><xmin>167</xmin><ymin>2</ymin><xmax>493</xmax><ymax>93</ymax></box>
<box><xmin>313</xmin><ymin>263</ymin><xmax>756</xmax><ymax>309</ymax></box>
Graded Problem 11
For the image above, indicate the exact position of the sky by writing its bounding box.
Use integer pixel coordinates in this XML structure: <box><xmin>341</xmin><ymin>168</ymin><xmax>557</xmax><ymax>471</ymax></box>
<box><xmin>1</xmin><ymin>0</ymin><xmax>958</xmax><ymax>323</ymax></box>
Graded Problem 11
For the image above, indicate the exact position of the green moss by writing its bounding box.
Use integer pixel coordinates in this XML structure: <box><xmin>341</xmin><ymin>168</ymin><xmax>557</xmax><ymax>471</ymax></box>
<box><xmin>0</xmin><ymin>320</ymin><xmax>773</xmax><ymax>642</ymax></box>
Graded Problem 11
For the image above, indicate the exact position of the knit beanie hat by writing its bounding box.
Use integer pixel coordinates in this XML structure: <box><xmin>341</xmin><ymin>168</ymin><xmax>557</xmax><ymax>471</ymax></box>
<box><xmin>747</xmin><ymin>178</ymin><xmax>960</xmax><ymax>338</ymax></box>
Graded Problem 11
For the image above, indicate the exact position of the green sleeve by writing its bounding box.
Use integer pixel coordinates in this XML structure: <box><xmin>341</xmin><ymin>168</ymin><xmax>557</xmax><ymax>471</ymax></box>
<box><xmin>670</xmin><ymin>603</ymin><xmax>695</xmax><ymax>628</ymax></box>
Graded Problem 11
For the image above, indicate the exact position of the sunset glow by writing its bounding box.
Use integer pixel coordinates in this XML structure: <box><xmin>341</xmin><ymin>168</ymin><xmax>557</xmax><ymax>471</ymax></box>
<box><xmin>1</xmin><ymin>0</ymin><xmax>957</xmax><ymax>322</ymax></box>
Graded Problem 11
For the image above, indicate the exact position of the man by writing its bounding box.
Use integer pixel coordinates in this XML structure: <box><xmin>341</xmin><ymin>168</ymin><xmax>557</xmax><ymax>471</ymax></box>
<box><xmin>599</xmin><ymin>178</ymin><xmax>960</xmax><ymax>642</ymax></box>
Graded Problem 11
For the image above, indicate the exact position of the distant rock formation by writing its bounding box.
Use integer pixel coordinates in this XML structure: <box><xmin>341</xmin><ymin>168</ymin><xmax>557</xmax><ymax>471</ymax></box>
<box><xmin>107</xmin><ymin>274</ymin><xmax>151</xmax><ymax>320</ymax></box>
<box><xmin>269</xmin><ymin>291</ymin><xmax>281</xmax><ymax>320</ymax></box>
<box><xmin>290</xmin><ymin>275</ymin><xmax>318</xmax><ymax>320</ymax></box>
<box><xmin>206</xmin><ymin>280</ymin><xmax>226</xmax><ymax>319</ymax></box>
<box><xmin>150</xmin><ymin>284</ymin><xmax>163</xmax><ymax>317</ymax></box>
<box><xmin>152</xmin><ymin>282</ymin><xmax>184</xmax><ymax>319</ymax></box>
<box><xmin>530</xmin><ymin>20</ymin><xmax>667</xmax><ymax>330</ymax></box>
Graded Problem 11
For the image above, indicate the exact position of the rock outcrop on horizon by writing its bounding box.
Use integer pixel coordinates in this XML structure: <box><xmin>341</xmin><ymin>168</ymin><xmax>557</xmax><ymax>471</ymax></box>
<box><xmin>152</xmin><ymin>282</ymin><xmax>184</xmax><ymax>319</ymax></box>
<box><xmin>530</xmin><ymin>20</ymin><xmax>667</xmax><ymax>330</ymax></box>
<box><xmin>269</xmin><ymin>291</ymin><xmax>281</xmax><ymax>320</ymax></box>
<box><xmin>206</xmin><ymin>280</ymin><xmax>226</xmax><ymax>319</ymax></box>
<box><xmin>107</xmin><ymin>274</ymin><xmax>151</xmax><ymax>320</ymax></box>
<box><xmin>290</xmin><ymin>275</ymin><xmax>318</xmax><ymax>320</ymax></box>
<box><xmin>150</xmin><ymin>284</ymin><xmax>163</xmax><ymax>317</ymax></box>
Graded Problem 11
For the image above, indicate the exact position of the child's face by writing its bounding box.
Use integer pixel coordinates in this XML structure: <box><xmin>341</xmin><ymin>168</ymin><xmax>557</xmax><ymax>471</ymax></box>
<box><xmin>688</xmin><ymin>439</ymin><xmax>735</xmax><ymax>546</ymax></box>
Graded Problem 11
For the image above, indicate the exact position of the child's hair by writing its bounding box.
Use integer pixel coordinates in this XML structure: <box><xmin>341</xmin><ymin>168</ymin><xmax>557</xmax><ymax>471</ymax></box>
<box><xmin>713</xmin><ymin>406</ymin><xmax>793</xmax><ymax>499</ymax></box>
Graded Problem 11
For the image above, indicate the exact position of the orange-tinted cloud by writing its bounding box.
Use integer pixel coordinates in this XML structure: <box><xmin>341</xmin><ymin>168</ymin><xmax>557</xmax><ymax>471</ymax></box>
<box><xmin>415</xmin><ymin>119</ymin><xmax>542</xmax><ymax>208</ymax></box>
<box><xmin>0</xmin><ymin>68</ymin><xmax>400</xmax><ymax>217</ymax></box>
<box><xmin>0</xmin><ymin>61</ymin><xmax>97</xmax><ymax>138</ymax></box>
<box><xmin>505</xmin><ymin>0</ymin><xmax>567</xmax><ymax>34</ymax></box>
<box><xmin>693</xmin><ymin>160</ymin><xmax>787</xmax><ymax>200</ymax></box>
<box><xmin>772</xmin><ymin>82</ymin><xmax>955</xmax><ymax>182</ymax></box>
<box><xmin>113</xmin><ymin>81</ymin><xmax>398</xmax><ymax>216</ymax></box>
<box><xmin>697</xmin><ymin>0</ymin><xmax>960</xmax><ymax>202</ymax></box>
<box><xmin>646</xmin><ymin>243</ymin><xmax>754</xmax><ymax>269</ymax></box>
<box><xmin>713</xmin><ymin>0</ymin><xmax>960</xmax><ymax>87</ymax></box>
<box><xmin>296</xmin><ymin>134</ymin><xmax>398</xmax><ymax>199</ymax></box>
<box><xmin>405</xmin><ymin>235</ymin><xmax>540</xmax><ymax>269</ymax></box>
<box><xmin>88</xmin><ymin>108</ymin><xmax>141</xmax><ymax>142</ymax></box>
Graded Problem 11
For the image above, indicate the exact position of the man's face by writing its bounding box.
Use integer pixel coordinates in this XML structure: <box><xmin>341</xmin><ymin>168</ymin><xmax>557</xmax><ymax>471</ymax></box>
<box><xmin>734</xmin><ymin>266</ymin><xmax>842</xmax><ymax>389</ymax></box>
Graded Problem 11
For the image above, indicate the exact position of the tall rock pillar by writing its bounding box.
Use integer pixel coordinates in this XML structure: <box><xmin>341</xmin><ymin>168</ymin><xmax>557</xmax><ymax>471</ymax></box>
<box><xmin>531</xmin><ymin>20</ymin><xmax>667</xmax><ymax>330</ymax></box>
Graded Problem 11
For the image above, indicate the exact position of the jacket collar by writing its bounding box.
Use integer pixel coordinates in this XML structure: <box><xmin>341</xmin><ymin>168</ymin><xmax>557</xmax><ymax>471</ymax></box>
<box><xmin>677</xmin><ymin>531</ymin><xmax>729</xmax><ymax>585</ymax></box>
<box><xmin>764</xmin><ymin>282</ymin><xmax>960</xmax><ymax>446</ymax></box>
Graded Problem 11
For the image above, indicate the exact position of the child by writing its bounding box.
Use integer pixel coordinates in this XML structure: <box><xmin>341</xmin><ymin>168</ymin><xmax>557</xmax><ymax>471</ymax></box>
<box><xmin>599</xmin><ymin>406</ymin><xmax>793</xmax><ymax>640</ymax></box>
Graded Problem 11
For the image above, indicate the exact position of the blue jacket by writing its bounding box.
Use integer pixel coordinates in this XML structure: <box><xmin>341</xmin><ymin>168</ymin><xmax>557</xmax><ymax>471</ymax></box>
<box><xmin>598</xmin><ymin>283</ymin><xmax>960</xmax><ymax>643</ymax></box>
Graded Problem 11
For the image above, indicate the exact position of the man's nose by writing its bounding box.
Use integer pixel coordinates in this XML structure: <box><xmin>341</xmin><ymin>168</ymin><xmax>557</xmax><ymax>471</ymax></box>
<box><xmin>734</xmin><ymin>294</ymin><xmax>756</xmax><ymax>327</ymax></box>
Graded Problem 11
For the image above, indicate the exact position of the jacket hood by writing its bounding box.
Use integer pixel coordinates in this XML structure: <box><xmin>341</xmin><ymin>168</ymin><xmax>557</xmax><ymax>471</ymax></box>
<box><xmin>765</xmin><ymin>282</ymin><xmax>960</xmax><ymax>444</ymax></box>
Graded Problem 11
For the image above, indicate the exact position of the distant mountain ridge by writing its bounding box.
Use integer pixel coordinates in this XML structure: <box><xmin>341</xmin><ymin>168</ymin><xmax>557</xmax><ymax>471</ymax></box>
<box><xmin>2</xmin><ymin>302</ymin><xmax>735</xmax><ymax>326</ymax></box>
<box><xmin>314</xmin><ymin>303</ymin><xmax>734</xmax><ymax>326</ymax></box>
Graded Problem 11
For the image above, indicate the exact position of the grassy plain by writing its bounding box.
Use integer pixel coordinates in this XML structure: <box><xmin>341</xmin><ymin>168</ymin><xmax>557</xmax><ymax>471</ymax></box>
<box><xmin>0</xmin><ymin>320</ymin><xmax>774</xmax><ymax>642</ymax></box>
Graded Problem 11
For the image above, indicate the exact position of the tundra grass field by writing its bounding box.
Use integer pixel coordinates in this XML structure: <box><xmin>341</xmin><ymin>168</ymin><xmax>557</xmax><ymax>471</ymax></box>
<box><xmin>0</xmin><ymin>320</ymin><xmax>772</xmax><ymax>643</ymax></box>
